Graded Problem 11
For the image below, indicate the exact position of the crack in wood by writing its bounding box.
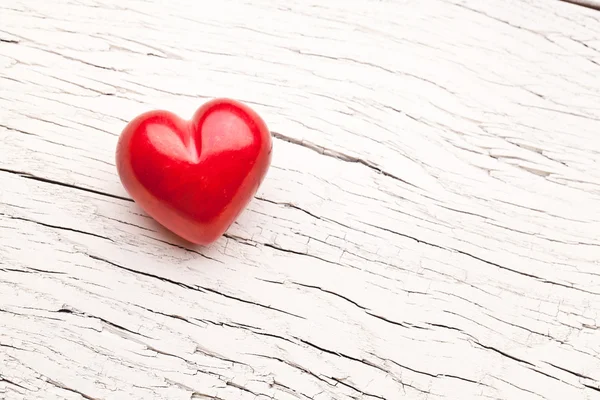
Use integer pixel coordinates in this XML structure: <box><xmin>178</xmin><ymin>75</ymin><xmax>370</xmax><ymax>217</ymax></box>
<box><xmin>559</xmin><ymin>0</ymin><xmax>600</xmax><ymax>12</ymax></box>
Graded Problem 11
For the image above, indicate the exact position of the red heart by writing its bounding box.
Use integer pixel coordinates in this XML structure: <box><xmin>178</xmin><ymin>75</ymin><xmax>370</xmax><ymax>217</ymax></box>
<box><xmin>115</xmin><ymin>98</ymin><xmax>272</xmax><ymax>245</ymax></box>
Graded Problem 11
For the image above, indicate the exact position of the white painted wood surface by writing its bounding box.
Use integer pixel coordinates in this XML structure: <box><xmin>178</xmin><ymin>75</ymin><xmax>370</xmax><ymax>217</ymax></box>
<box><xmin>1</xmin><ymin>0</ymin><xmax>600</xmax><ymax>399</ymax></box>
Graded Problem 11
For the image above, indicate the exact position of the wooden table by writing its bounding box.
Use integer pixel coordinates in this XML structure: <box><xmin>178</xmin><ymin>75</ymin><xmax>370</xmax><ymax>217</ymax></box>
<box><xmin>1</xmin><ymin>0</ymin><xmax>599</xmax><ymax>399</ymax></box>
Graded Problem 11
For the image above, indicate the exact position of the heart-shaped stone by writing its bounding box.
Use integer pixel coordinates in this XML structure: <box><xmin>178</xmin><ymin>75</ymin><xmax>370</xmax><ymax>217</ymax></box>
<box><xmin>116</xmin><ymin>98</ymin><xmax>272</xmax><ymax>245</ymax></box>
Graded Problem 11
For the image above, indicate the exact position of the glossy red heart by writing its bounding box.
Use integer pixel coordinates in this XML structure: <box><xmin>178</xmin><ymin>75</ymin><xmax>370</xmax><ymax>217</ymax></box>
<box><xmin>115</xmin><ymin>98</ymin><xmax>272</xmax><ymax>245</ymax></box>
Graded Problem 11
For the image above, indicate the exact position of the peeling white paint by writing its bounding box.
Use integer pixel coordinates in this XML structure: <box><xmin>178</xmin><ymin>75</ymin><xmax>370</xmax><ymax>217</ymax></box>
<box><xmin>1</xmin><ymin>0</ymin><xmax>600</xmax><ymax>399</ymax></box>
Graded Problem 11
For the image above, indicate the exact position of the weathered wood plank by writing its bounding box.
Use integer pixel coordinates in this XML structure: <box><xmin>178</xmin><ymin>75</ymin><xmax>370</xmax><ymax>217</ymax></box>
<box><xmin>1</xmin><ymin>0</ymin><xmax>599</xmax><ymax>399</ymax></box>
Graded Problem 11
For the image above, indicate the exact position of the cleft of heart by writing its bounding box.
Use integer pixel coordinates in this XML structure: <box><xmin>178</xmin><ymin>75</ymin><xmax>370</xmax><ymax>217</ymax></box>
<box><xmin>115</xmin><ymin>98</ymin><xmax>273</xmax><ymax>245</ymax></box>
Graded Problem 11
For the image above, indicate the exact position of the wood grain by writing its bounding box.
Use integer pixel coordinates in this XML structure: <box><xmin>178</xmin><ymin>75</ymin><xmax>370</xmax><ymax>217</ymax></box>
<box><xmin>1</xmin><ymin>0</ymin><xmax>599</xmax><ymax>399</ymax></box>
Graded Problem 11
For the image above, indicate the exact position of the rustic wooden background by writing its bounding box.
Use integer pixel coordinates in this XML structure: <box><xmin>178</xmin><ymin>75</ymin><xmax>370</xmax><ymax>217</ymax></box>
<box><xmin>1</xmin><ymin>0</ymin><xmax>600</xmax><ymax>399</ymax></box>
